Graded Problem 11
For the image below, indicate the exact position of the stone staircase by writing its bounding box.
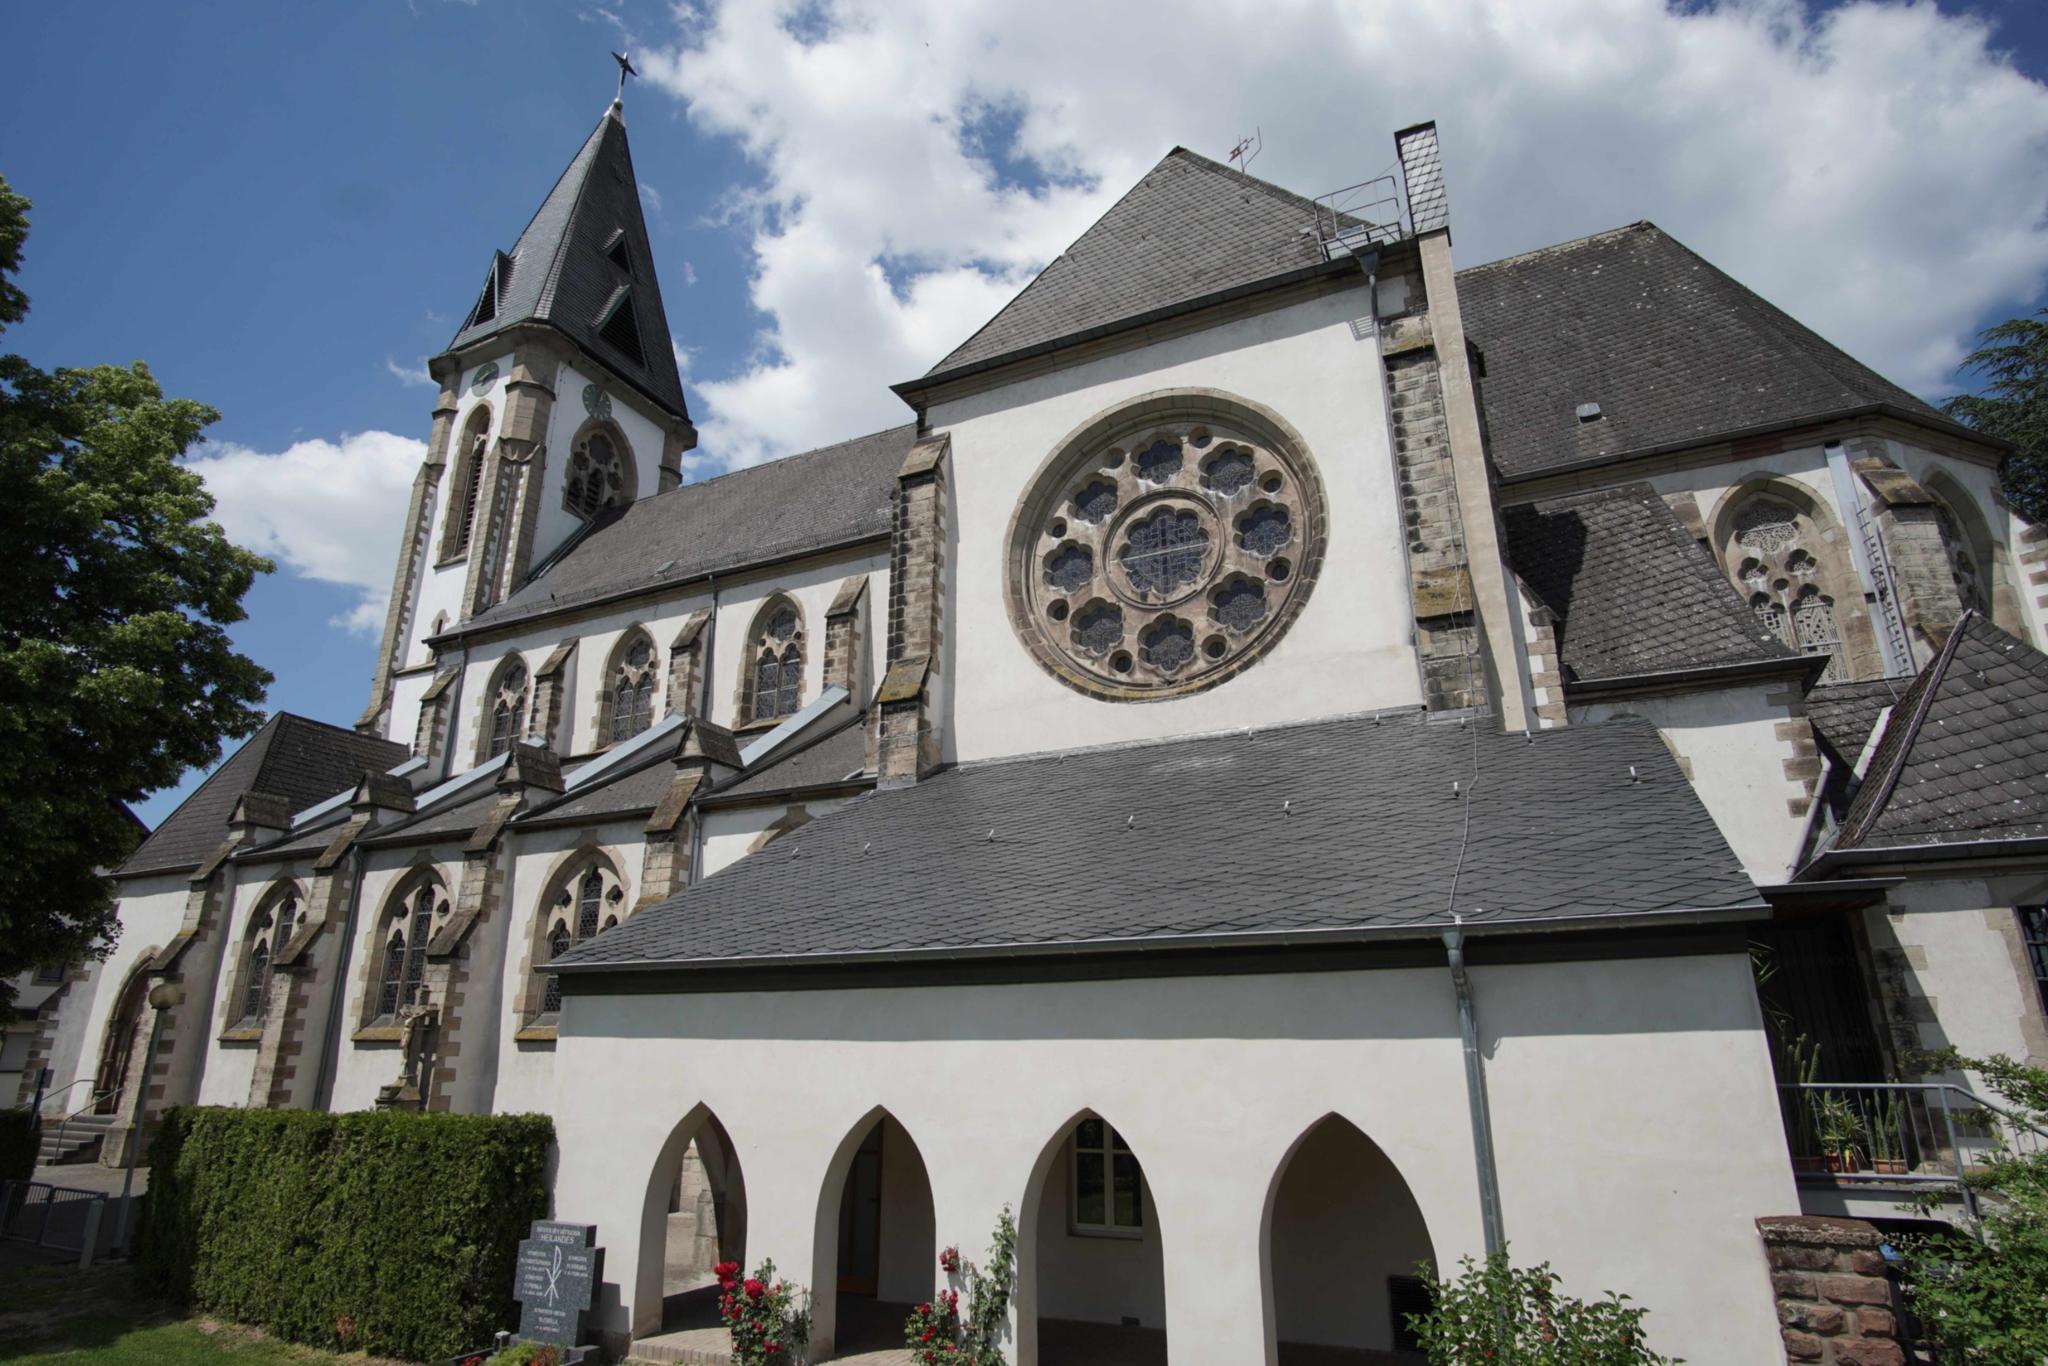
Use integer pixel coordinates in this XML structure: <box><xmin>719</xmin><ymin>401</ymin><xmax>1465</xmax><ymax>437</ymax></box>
<box><xmin>35</xmin><ymin>1112</ymin><xmax>115</xmax><ymax>1167</ymax></box>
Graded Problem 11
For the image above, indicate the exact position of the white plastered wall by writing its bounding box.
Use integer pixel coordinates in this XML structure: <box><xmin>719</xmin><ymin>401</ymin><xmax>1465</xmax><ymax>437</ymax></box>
<box><xmin>1866</xmin><ymin>870</ymin><xmax>2048</xmax><ymax>1072</ymax></box>
<box><xmin>1571</xmin><ymin>682</ymin><xmax>1810</xmax><ymax>881</ymax></box>
<box><xmin>529</xmin><ymin>358</ymin><xmax>672</xmax><ymax>569</ymax></box>
<box><xmin>62</xmin><ymin>878</ymin><xmax>188</xmax><ymax>1104</ymax></box>
<box><xmin>551</xmin><ymin>951</ymin><xmax>1791</xmax><ymax>1364</ymax></box>
<box><xmin>699</xmin><ymin>796</ymin><xmax>859</xmax><ymax>880</ymax></box>
<box><xmin>925</xmin><ymin>286</ymin><xmax>1421</xmax><ymax>766</ymax></box>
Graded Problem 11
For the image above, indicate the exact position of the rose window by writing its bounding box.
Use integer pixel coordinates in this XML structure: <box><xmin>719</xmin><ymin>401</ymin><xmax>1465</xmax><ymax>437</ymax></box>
<box><xmin>1006</xmin><ymin>404</ymin><xmax>1325</xmax><ymax>699</ymax></box>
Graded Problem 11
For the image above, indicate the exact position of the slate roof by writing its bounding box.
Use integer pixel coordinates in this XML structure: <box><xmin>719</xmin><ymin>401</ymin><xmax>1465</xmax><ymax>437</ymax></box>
<box><xmin>524</xmin><ymin>753</ymin><xmax>681</xmax><ymax>825</ymax></box>
<box><xmin>1458</xmin><ymin>222</ymin><xmax>1951</xmax><ymax>482</ymax></box>
<box><xmin>443</xmin><ymin>107</ymin><xmax>689</xmax><ymax>422</ymax></box>
<box><xmin>710</xmin><ymin>715</ymin><xmax>871</xmax><ymax>801</ymax></box>
<box><xmin>117</xmin><ymin>715</ymin><xmax>408</xmax><ymax>879</ymax></box>
<box><xmin>1503</xmin><ymin>483</ymin><xmax>1795</xmax><ymax>685</ymax></box>
<box><xmin>452</xmin><ymin>425</ymin><xmax>911</xmax><ymax>637</ymax></box>
<box><xmin>920</xmin><ymin>148</ymin><xmax>1332</xmax><ymax>382</ymax></box>
<box><xmin>1805</xmin><ymin>680</ymin><xmax>1906</xmax><ymax>769</ymax></box>
<box><xmin>555</xmin><ymin>710</ymin><xmax>1759</xmax><ymax>974</ymax></box>
<box><xmin>358</xmin><ymin>785</ymin><xmax>505</xmax><ymax>848</ymax></box>
<box><xmin>1834</xmin><ymin>612</ymin><xmax>2048</xmax><ymax>851</ymax></box>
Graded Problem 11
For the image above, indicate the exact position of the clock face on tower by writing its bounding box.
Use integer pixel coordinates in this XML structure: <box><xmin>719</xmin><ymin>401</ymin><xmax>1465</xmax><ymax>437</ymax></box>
<box><xmin>469</xmin><ymin>362</ymin><xmax>500</xmax><ymax>396</ymax></box>
<box><xmin>582</xmin><ymin>383</ymin><xmax>612</xmax><ymax>420</ymax></box>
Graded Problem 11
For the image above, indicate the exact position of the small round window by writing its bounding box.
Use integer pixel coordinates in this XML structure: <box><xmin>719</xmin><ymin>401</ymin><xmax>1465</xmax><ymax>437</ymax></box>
<box><xmin>1005</xmin><ymin>398</ymin><xmax>1325</xmax><ymax>700</ymax></box>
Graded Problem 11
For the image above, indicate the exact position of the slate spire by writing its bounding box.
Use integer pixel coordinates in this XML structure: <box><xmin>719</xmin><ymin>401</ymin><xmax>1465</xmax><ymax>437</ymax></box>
<box><xmin>441</xmin><ymin>103</ymin><xmax>689</xmax><ymax>422</ymax></box>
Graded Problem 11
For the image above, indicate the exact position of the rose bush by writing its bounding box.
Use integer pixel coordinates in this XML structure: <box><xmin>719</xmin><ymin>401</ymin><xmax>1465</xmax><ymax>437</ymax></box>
<box><xmin>1407</xmin><ymin>1250</ymin><xmax>1679</xmax><ymax>1365</ymax></box>
<box><xmin>716</xmin><ymin>1257</ymin><xmax>811</xmax><ymax>1364</ymax></box>
<box><xmin>903</xmin><ymin>1208</ymin><xmax>1016</xmax><ymax>1366</ymax></box>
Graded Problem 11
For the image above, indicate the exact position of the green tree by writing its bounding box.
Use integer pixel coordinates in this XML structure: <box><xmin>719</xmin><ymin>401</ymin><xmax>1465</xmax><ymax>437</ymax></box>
<box><xmin>0</xmin><ymin>173</ymin><xmax>272</xmax><ymax>1014</ymax></box>
<box><xmin>1898</xmin><ymin>1052</ymin><xmax>2048</xmax><ymax>1364</ymax></box>
<box><xmin>1942</xmin><ymin>310</ymin><xmax>2048</xmax><ymax>525</ymax></box>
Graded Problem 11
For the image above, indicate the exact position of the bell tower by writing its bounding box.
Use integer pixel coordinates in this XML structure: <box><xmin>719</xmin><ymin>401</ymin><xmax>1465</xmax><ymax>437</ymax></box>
<box><xmin>358</xmin><ymin>73</ymin><xmax>696</xmax><ymax>741</ymax></box>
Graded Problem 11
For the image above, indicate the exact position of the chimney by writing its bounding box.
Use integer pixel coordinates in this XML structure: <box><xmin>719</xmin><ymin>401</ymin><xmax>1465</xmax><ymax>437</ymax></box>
<box><xmin>1396</xmin><ymin>122</ymin><xmax>1449</xmax><ymax>238</ymax></box>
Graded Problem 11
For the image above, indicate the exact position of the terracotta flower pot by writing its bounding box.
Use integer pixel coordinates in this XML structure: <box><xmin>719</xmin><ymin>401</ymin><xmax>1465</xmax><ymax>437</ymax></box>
<box><xmin>1874</xmin><ymin>1158</ymin><xmax>1909</xmax><ymax>1176</ymax></box>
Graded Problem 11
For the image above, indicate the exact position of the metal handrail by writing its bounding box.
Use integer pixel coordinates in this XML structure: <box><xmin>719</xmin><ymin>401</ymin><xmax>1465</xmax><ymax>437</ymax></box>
<box><xmin>35</xmin><ymin>1078</ymin><xmax>102</xmax><ymax>1117</ymax></box>
<box><xmin>1778</xmin><ymin>1081</ymin><xmax>2048</xmax><ymax>1222</ymax></box>
<box><xmin>1310</xmin><ymin>175</ymin><xmax>1406</xmax><ymax>258</ymax></box>
<box><xmin>42</xmin><ymin>1089</ymin><xmax>113</xmax><ymax>1167</ymax></box>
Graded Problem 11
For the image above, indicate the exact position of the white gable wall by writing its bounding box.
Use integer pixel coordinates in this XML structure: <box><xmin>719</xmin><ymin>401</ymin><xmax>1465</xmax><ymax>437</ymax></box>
<box><xmin>927</xmin><ymin>284</ymin><xmax>1421</xmax><ymax>765</ymax></box>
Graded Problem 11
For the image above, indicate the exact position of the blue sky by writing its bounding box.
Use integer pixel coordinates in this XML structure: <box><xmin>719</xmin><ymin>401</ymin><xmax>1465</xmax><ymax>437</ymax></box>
<box><xmin>5</xmin><ymin>0</ymin><xmax>2046</xmax><ymax>828</ymax></box>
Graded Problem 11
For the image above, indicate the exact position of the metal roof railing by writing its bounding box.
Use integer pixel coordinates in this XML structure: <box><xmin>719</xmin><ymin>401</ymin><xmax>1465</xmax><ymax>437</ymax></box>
<box><xmin>1311</xmin><ymin>174</ymin><xmax>1406</xmax><ymax>260</ymax></box>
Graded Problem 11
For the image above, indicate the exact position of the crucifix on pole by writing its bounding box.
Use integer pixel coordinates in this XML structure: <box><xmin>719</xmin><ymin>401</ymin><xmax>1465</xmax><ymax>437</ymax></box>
<box><xmin>610</xmin><ymin>50</ymin><xmax>638</xmax><ymax>108</ymax></box>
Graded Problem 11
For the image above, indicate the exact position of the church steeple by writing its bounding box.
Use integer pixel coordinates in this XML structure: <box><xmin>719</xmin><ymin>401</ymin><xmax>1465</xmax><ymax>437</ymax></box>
<box><xmin>440</xmin><ymin>102</ymin><xmax>689</xmax><ymax>424</ymax></box>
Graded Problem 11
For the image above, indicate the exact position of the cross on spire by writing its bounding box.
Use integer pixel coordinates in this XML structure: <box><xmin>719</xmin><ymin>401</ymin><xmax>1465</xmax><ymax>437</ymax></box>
<box><xmin>611</xmin><ymin>50</ymin><xmax>638</xmax><ymax>109</ymax></box>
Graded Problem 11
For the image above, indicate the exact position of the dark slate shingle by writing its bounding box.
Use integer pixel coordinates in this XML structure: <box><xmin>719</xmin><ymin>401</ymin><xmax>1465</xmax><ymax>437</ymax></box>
<box><xmin>445</xmin><ymin>108</ymin><xmax>689</xmax><ymax>421</ymax></box>
<box><xmin>1805</xmin><ymin>680</ymin><xmax>1906</xmax><ymax>768</ymax></box>
<box><xmin>454</xmin><ymin>425</ymin><xmax>911</xmax><ymax>637</ymax></box>
<box><xmin>1837</xmin><ymin>613</ymin><xmax>2048</xmax><ymax>850</ymax></box>
<box><xmin>556</xmin><ymin>711</ymin><xmax>1757</xmax><ymax>973</ymax></box>
<box><xmin>1504</xmin><ymin>483</ymin><xmax>1794</xmax><ymax>684</ymax></box>
<box><xmin>923</xmin><ymin>148</ymin><xmax>1329</xmax><ymax>380</ymax></box>
<box><xmin>1459</xmin><ymin>222</ymin><xmax>1946</xmax><ymax>481</ymax></box>
<box><xmin>117</xmin><ymin>715</ymin><xmax>409</xmax><ymax>878</ymax></box>
<box><xmin>710</xmin><ymin>715</ymin><xmax>871</xmax><ymax>802</ymax></box>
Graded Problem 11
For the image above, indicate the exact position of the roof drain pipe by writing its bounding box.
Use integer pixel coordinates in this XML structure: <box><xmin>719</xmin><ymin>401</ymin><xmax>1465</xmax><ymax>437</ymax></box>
<box><xmin>1443</xmin><ymin>921</ymin><xmax>1505</xmax><ymax>1257</ymax></box>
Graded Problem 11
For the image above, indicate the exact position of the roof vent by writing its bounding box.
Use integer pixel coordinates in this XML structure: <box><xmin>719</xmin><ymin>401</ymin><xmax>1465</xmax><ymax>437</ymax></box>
<box><xmin>603</xmin><ymin>229</ymin><xmax>632</xmax><ymax>274</ymax></box>
<box><xmin>595</xmin><ymin>287</ymin><xmax>646</xmax><ymax>367</ymax></box>
<box><xmin>462</xmin><ymin>252</ymin><xmax>514</xmax><ymax>330</ymax></box>
<box><xmin>1576</xmin><ymin>402</ymin><xmax>1603</xmax><ymax>423</ymax></box>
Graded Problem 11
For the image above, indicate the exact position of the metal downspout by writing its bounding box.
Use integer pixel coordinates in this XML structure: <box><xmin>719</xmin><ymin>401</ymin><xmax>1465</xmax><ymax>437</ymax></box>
<box><xmin>311</xmin><ymin>843</ymin><xmax>369</xmax><ymax>1112</ymax></box>
<box><xmin>1443</xmin><ymin>924</ymin><xmax>1505</xmax><ymax>1256</ymax></box>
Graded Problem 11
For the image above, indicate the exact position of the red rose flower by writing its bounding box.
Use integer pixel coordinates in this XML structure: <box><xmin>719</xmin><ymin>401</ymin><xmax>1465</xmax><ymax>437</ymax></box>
<box><xmin>744</xmin><ymin>1278</ymin><xmax>766</xmax><ymax>1299</ymax></box>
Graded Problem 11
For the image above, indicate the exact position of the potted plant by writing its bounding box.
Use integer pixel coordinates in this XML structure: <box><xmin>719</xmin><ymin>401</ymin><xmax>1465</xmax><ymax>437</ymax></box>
<box><xmin>1812</xmin><ymin>1092</ymin><xmax>1866</xmax><ymax>1174</ymax></box>
<box><xmin>1783</xmin><ymin>1036</ymin><xmax>1828</xmax><ymax>1173</ymax></box>
<box><xmin>1868</xmin><ymin>1091</ymin><xmax>1910</xmax><ymax>1176</ymax></box>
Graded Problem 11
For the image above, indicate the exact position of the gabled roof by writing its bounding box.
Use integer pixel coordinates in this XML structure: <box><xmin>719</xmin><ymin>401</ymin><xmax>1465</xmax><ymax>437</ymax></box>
<box><xmin>1457</xmin><ymin>222</ymin><xmax>1956</xmax><ymax>482</ymax></box>
<box><xmin>1833</xmin><ymin>612</ymin><xmax>2048</xmax><ymax>851</ymax></box>
<box><xmin>443</xmin><ymin>106</ymin><xmax>689</xmax><ymax>422</ymax></box>
<box><xmin>554</xmin><ymin>711</ymin><xmax>1759</xmax><ymax>977</ymax></box>
<box><xmin>918</xmin><ymin>148</ymin><xmax>1331</xmax><ymax>384</ymax></box>
<box><xmin>1503</xmin><ymin>483</ymin><xmax>1796</xmax><ymax>686</ymax></box>
<box><xmin>118</xmin><ymin>715</ymin><xmax>409</xmax><ymax>879</ymax></box>
<box><xmin>450</xmin><ymin>424</ymin><xmax>911</xmax><ymax>638</ymax></box>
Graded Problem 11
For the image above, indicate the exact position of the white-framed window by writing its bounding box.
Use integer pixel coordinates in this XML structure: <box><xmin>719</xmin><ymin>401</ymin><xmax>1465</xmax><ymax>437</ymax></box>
<box><xmin>1070</xmin><ymin>1118</ymin><xmax>1144</xmax><ymax>1237</ymax></box>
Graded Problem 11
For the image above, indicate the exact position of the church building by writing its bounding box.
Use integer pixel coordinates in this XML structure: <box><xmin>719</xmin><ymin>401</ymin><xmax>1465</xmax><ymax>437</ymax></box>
<box><xmin>20</xmin><ymin>93</ymin><xmax>2048</xmax><ymax>1365</ymax></box>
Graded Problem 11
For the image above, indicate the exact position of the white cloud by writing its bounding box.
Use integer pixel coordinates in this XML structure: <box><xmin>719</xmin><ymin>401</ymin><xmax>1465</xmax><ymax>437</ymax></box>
<box><xmin>640</xmin><ymin>0</ymin><xmax>2048</xmax><ymax>472</ymax></box>
<box><xmin>188</xmin><ymin>431</ymin><xmax>424</xmax><ymax>636</ymax></box>
<box><xmin>640</xmin><ymin>182</ymin><xmax>665</xmax><ymax>219</ymax></box>
<box><xmin>384</xmin><ymin>355</ymin><xmax>436</xmax><ymax>389</ymax></box>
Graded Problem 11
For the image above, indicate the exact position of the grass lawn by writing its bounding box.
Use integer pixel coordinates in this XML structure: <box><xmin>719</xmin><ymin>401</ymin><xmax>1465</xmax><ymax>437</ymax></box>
<box><xmin>0</xmin><ymin>1263</ymin><xmax>410</xmax><ymax>1365</ymax></box>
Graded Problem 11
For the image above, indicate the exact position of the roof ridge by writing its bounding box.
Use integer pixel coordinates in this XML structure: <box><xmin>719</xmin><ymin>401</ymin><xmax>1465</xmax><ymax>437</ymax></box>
<box><xmin>1837</xmin><ymin>609</ymin><xmax>1975</xmax><ymax>848</ymax></box>
<box><xmin>1457</xmin><ymin>220</ymin><xmax>1654</xmax><ymax>276</ymax></box>
<box><xmin>1162</xmin><ymin>145</ymin><xmax>1326</xmax><ymax>218</ymax></box>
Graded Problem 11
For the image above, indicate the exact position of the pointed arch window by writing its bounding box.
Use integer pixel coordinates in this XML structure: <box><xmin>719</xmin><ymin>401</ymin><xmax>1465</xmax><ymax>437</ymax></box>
<box><xmin>1932</xmin><ymin>500</ymin><xmax>1989</xmax><ymax>614</ymax></box>
<box><xmin>373</xmin><ymin>881</ymin><xmax>448</xmax><ymax>1024</ymax></box>
<box><xmin>444</xmin><ymin>406</ymin><xmax>494</xmax><ymax>560</ymax></box>
<box><xmin>744</xmin><ymin>600</ymin><xmax>805</xmax><ymax>725</ymax></box>
<box><xmin>235</xmin><ymin>889</ymin><xmax>299</xmax><ymax>1028</ymax></box>
<box><xmin>531</xmin><ymin>859</ymin><xmax>627</xmax><ymax>1022</ymax></box>
<box><xmin>1721</xmin><ymin>493</ymin><xmax>1850</xmax><ymax>683</ymax></box>
<box><xmin>486</xmin><ymin>659</ymin><xmax>530</xmax><ymax>760</ymax></box>
<box><xmin>566</xmin><ymin>427</ymin><xmax>628</xmax><ymax>519</ymax></box>
<box><xmin>605</xmin><ymin>632</ymin><xmax>658</xmax><ymax>745</ymax></box>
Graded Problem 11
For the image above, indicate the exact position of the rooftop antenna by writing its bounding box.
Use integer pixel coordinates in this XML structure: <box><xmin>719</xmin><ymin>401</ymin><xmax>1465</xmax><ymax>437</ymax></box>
<box><xmin>611</xmin><ymin>50</ymin><xmax>639</xmax><ymax>111</ymax></box>
<box><xmin>1228</xmin><ymin>128</ymin><xmax>1263</xmax><ymax>177</ymax></box>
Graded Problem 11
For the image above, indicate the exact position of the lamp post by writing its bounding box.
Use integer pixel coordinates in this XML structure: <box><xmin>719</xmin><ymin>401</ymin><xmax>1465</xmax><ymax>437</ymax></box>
<box><xmin>112</xmin><ymin>981</ymin><xmax>182</xmax><ymax>1252</ymax></box>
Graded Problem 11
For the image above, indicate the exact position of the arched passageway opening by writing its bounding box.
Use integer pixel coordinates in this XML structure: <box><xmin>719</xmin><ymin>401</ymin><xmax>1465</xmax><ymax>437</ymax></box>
<box><xmin>810</xmin><ymin>1109</ymin><xmax>936</xmax><ymax>1360</ymax></box>
<box><xmin>632</xmin><ymin>1108</ymin><xmax>748</xmax><ymax>1342</ymax></box>
<box><xmin>93</xmin><ymin>967</ymin><xmax>151</xmax><ymax>1115</ymax></box>
<box><xmin>1264</xmin><ymin>1115</ymin><xmax>1435</xmax><ymax>1363</ymax></box>
<box><xmin>1023</xmin><ymin>1113</ymin><xmax>1167</xmax><ymax>1366</ymax></box>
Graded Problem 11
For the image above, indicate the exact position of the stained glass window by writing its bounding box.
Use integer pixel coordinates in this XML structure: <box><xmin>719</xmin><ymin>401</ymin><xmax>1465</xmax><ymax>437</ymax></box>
<box><xmin>488</xmin><ymin>661</ymin><xmax>528</xmax><ymax>758</ymax></box>
<box><xmin>1071</xmin><ymin>602</ymin><xmax>1124</xmax><ymax>657</ymax></box>
<box><xmin>1236</xmin><ymin>504</ymin><xmax>1291</xmax><ymax>559</ymax></box>
<box><xmin>566</xmin><ymin>431</ymin><xmax>626</xmax><ymax>518</ymax></box>
<box><xmin>609</xmin><ymin>636</ymin><xmax>656</xmax><ymax>743</ymax></box>
<box><xmin>2021</xmin><ymin>907</ymin><xmax>2048</xmax><ymax>1014</ymax></box>
<box><xmin>1201</xmin><ymin>447</ymin><xmax>1256</xmax><ymax>496</ymax></box>
<box><xmin>750</xmin><ymin>604</ymin><xmax>804</xmax><ymax>722</ymax></box>
<box><xmin>541</xmin><ymin>924</ymin><xmax>570</xmax><ymax>1016</ymax></box>
<box><xmin>378</xmin><ymin>930</ymin><xmax>406</xmax><ymax>1019</ymax></box>
<box><xmin>1072</xmin><ymin>479</ymin><xmax>1118</xmax><ymax>524</ymax></box>
<box><xmin>1140</xmin><ymin>617</ymin><xmax>1195</xmax><ymax>675</ymax></box>
<box><xmin>241</xmin><ymin>939</ymin><xmax>269</xmax><ymax>1025</ymax></box>
<box><xmin>1210</xmin><ymin>577</ymin><xmax>1267</xmax><ymax>632</ymax></box>
<box><xmin>1134</xmin><ymin>438</ymin><xmax>1183</xmax><ymax>484</ymax></box>
<box><xmin>1119</xmin><ymin>508</ymin><xmax>1207</xmax><ymax>598</ymax></box>
<box><xmin>1046</xmin><ymin>543</ymin><xmax>1093</xmax><ymax>594</ymax></box>
<box><xmin>575</xmin><ymin>870</ymin><xmax>604</xmax><ymax>940</ymax></box>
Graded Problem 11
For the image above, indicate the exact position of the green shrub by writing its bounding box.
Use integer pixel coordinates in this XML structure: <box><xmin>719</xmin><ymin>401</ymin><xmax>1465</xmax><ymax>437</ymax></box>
<box><xmin>1408</xmin><ymin>1250</ymin><xmax>1680</xmax><ymax>1364</ymax></box>
<box><xmin>138</xmin><ymin>1106</ymin><xmax>552</xmax><ymax>1362</ymax></box>
<box><xmin>0</xmin><ymin>1107</ymin><xmax>36</xmax><ymax>1182</ymax></box>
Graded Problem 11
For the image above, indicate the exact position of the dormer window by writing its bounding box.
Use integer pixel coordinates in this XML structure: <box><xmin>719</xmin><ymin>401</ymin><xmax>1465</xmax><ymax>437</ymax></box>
<box><xmin>602</xmin><ymin>228</ymin><xmax>632</xmax><ymax>274</ymax></box>
<box><xmin>594</xmin><ymin>286</ymin><xmax>646</xmax><ymax>367</ymax></box>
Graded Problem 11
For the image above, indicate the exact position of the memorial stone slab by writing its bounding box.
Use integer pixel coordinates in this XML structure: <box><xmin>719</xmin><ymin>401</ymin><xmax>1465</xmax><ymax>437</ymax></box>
<box><xmin>514</xmin><ymin>1221</ymin><xmax>603</xmax><ymax>1350</ymax></box>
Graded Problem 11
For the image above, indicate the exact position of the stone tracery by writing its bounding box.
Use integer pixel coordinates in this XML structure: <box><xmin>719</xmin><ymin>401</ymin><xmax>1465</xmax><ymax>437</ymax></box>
<box><xmin>1007</xmin><ymin>401</ymin><xmax>1325</xmax><ymax>699</ymax></box>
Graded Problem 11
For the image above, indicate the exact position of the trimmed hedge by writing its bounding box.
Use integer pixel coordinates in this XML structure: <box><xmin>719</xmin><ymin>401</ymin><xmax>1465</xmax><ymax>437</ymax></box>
<box><xmin>140</xmin><ymin>1107</ymin><xmax>553</xmax><ymax>1362</ymax></box>
<box><xmin>1</xmin><ymin>1107</ymin><xmax>37</xmax><ymax>1182</ymax></box>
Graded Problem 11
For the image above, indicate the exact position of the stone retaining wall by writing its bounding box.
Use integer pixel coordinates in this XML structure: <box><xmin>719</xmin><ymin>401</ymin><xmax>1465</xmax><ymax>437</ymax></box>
<box><xmin>1757</xmin><ymin>1215</ymin><xmax>1905</xmax><ymax>1365</ymax></box>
